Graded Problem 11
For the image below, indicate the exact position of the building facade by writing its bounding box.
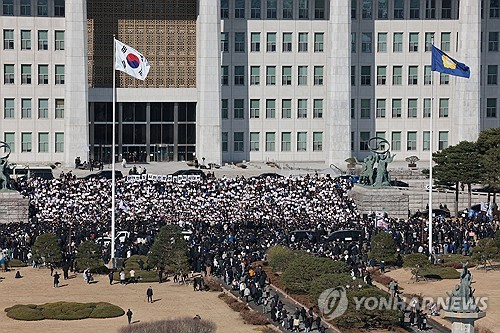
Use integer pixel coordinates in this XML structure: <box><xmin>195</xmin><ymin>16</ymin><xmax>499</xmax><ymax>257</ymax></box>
<box><xmin>0</xmin><ymin>0</ymin><xmax>497</xmax><ymax>167</ymax></box>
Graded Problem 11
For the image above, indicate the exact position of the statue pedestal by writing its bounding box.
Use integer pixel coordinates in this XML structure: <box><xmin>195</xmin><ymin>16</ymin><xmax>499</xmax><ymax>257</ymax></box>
<box><xmin>443</xmin><ymin>311</ymin><xmax>486</xmax><ymax>333</ymax></box>
<box><xmin>350</xmin><ymin>185</ymin><xmax>409</xmax><ymax>219</ymax></box>
<box><xmin>0</xmin><ymin>190</ymin><xmax>29</xmax><ymax>224</ymax></box>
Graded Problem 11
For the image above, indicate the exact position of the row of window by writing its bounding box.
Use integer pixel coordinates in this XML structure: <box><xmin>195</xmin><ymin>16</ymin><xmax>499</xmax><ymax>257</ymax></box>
<box><xmin>352</xmin><ymin>0</ymin><xmax>457</xmax><ymax>20</ymax></box>
<box><xmin>1</xmin><ymin>0</ymin><xmax>64</xmax><ymax>17</ymax></box>
<box><xmin>351</xmin><ymin>98</ymin><xmax>450</xmax><ymax>119</ymax></box>
<box><xmin>3</xmin><ymin>29</ymin><xmax>64</xmax><ymax>51</ymax></box>
<box><xmin>221</xmin><ymin>98</ymin><xmax>323</xmax><ymax>119</ymax></box>
<box><xmin>351</xmin><ymin>65</ymin><xmax>499</xmax><ymax>86</ymax></box>
<box><xmin>222</xmin><ymin>31</ymin><xmax>324</xmax><ymax>53</ymax></box>
<box><xmin>222</xmin><ymin>65</ymin><xmax>324</xmax><ymax>87</ymax></box>
<box><xmin>2</xmin><ymin>64</ymin><xmax>65</xmax><ymax>85</ymax></box>
<box><xmin>3</xmin><ymin>132</ymin><xmax>64</xmax><ymax>153</ymax></box>
<box><xmin>3</xmin><ymin>98</ymin><xmax>64</xmax><ymax>119</ymax></box>
<box><xmin>221</xmin><ymin>0</ymin><xmax>327</xmax><ymax>20</ymax></box>
<box><xmin>221</xmin><ymin>131</ymin><xmax>323</xmax><ymax>153</ymax></box>
<box><xmin>354</xmin><ymin>131</ymin><xmax>449</xmax><ymax>152</ymax></box>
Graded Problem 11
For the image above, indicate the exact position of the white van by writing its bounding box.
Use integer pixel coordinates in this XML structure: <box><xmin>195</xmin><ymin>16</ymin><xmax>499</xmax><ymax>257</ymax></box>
<box><xmin>9</xmin><ymin>166</ymin><xmax>54</xmax><ymax>180</ymax></box>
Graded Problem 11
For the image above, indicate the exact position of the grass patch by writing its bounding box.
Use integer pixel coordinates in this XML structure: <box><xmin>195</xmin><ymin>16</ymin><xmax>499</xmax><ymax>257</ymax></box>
<box><xmin>119</xmin><ymin>317</ymin><xmax>216</xmax><ymax>333</ymax></box>
<box><xmin>5</xmin><ymin>302</ymin><xmax>124</xmax><ymax>321</ymax></box>
<box><xmin>7</xmin><ymin>259</ymin><xmax>27</xmax><ymax>268</ymax></box>
<box><xmin>420</xmin><ymin>266</ymin><xmax>460</xmax><ymax>279</ymax></box>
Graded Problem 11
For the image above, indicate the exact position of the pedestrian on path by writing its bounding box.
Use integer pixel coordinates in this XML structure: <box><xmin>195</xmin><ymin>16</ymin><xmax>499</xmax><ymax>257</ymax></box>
<box><xmin>126</xmin><ymin>309</ymin><xmax>133</xmax><ymax>324</ymax></box>
<box><xmin>53</xmin><ymin>271</ymin><xmax>60</xmax><ymax>288</ymax></box>
<box><xmin>146</xmin><ymin>286</ymin><xmax>153</xmax><ymax>303</ymax></box>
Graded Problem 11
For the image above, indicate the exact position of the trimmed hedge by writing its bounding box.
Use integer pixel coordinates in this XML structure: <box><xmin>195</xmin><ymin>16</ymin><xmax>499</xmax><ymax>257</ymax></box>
<box><xmin>8</xmin><ymin>259</ymin><xmax>28</xmax><ymax>268</ymax></box>
<box><xmin>267</xmin><ymin>246</ymin><xmax>296</xmax><ymax>273</ymax></box>
<box><xmin>119</xmin><ymin>317</ymin><xmax>216</xmax><ymax>333</ymax></box>
<box><xmin>420</xmin><ymin>266</ymin><xmax>460</xmax><ymax>280</ymax></box>
<box><xmin>5</xmin><ymin>302</ymin><xmax>124</xmax><ymax>321</ymax></box>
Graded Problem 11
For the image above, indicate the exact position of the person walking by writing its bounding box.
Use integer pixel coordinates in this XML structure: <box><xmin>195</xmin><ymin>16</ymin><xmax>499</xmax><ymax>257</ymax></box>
<box><xmin>146</xmin><ymin>286</ymin><xmax>153</xmax><ymax>303</ymax></box>
<box><xmin>126</xmin><ymin>309</ymin><xmax>133</xmax><ymax>324</ymax></box>
<box><xmin>108</xmin><ymin>270</ymin><xmax>114</xmax><ymax>285</ymax></box>
<box><xmin>53</xmin><ymin>271</ymin><xmax>60</xmax><ymax>288</ymax></box>
<box><xmin>120</xmin><ymin>269</ymin><xmax>126</xmax><ymax>285</ymax></box>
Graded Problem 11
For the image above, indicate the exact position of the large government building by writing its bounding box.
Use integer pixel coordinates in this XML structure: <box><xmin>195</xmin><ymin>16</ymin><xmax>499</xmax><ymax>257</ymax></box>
<box><xmin>0</xmin><ymin>0</ymin><xmax>497</xmax><ymax>167</ymax></box>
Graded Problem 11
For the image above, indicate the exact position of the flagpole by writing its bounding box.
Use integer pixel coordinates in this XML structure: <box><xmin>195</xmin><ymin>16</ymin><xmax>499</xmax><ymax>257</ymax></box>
<box><xmin>111</xmin><ymin>35</ymin><xmax>116</xmax><ymax>266</ymax></box>
<box><xmin>428</xmin><ymin>42</ymin><xmax>435</xmax><ymax>257</ymax></box>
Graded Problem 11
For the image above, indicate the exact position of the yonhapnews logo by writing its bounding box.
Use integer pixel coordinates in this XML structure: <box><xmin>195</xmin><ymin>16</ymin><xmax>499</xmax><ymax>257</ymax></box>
<box><xmin>317</xmin><ymin>286</ymin><xmax>348</xmax><ymax>320</ymax></box>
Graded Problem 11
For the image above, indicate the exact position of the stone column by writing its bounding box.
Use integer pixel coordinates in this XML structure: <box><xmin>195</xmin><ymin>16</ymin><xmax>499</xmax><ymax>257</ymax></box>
<box><xmin>64</xmin><ymin>0</ymin><xmax>89</xmax><ymax>166</ymax></box>
<box><xmin>326</xmin><ymin>0</ymin><xmax>351</xmax><ymax>167</ymax></box>
<box><xmin>196</xmin><ymin>0</ymin><xmax>222</xmax><ymax>165</ymax></box>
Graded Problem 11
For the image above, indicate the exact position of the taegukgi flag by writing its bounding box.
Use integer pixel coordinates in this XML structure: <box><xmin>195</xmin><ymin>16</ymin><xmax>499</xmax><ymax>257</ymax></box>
<box><xmin>431</xmin><ymin>45</ymin><xmax>470</xmax><ymax>78</ymax></box>
<box><xmin>114</xmin><ymin>39</ymin><xmax>150</xmax><ymax>81</ymax></box>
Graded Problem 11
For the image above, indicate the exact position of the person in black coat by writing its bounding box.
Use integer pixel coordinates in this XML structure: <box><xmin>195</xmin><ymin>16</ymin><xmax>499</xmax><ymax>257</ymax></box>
<box><xmin>146</xmin><ymin>286</ymin><xmax>153</xmax><ymax>303</ymax></box>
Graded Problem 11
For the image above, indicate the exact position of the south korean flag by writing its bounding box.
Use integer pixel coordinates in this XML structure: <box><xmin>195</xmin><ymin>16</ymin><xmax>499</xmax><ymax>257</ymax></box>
<box><xmin>114</xmin><ymin>39</ymin><xmax>150</xmax><ymax>81</ymax></box>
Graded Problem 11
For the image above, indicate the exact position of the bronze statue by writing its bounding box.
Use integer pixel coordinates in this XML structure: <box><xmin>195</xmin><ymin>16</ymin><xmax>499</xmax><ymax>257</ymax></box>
<box><xmin>356</xmin><ymin>137</ymin><xmax>395</xmax><ymax>187</ymax></box>
<box><xmin>0</xmin><ymin>141</ymin><xmax>12</xmax><ymax>190</ymax></box>
<box><xmin>446</xmin><ymin>262</ymin><xmax>478</xmax><ymax>313</ymax></box>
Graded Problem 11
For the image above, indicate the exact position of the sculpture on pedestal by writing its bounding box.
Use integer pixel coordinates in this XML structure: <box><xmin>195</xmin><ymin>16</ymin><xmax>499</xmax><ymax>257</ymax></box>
<box><xmin>0</xmin><ymin>141</ymin><xmax>12</xmax><ymax>190</ymax></box>
<box><xmin>446</xmin><ymin>262</ymin><xmax>478</xmax><ymax>313</ymax></box>
<box><xmin>357</xmin><ymin>137</ymin><xmax>395</xmax><ymax>188</ymax></box>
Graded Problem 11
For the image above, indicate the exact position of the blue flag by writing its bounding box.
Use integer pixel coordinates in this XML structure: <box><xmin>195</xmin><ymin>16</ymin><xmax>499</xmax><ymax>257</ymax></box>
<box><xmin>431</xmin><ymin>45</ymin><xmax>470</xmax><ymax>78</ymax></box>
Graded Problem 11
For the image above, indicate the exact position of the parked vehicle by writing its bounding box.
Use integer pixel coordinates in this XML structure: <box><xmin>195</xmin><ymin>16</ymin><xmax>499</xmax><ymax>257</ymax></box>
<box><xmin>82</xmin><ymin>170</ymin><xmax>123</xmax><ymax>180</ymax></box>
<box><xmin>9</xmin><ymin>166</ymin><xmax>54</xmax><ymax>180</ymax></box>
<box><xmin>326</xmin><ymin>230</ymin><xmax>362</xmax><ymax>242</ymax></box>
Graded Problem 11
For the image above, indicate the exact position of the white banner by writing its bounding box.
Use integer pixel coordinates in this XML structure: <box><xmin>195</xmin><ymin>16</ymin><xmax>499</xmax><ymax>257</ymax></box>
<box><xmin>126</xmin><ymin>174</ymin><xmax>201</xmax><ymax>183</ymax></box>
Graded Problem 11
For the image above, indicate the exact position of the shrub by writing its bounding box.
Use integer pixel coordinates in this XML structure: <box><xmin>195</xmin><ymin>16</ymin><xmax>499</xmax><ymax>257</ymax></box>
<box><xmin>4</xmin><ymin>302</ymin><xmax>124</xmax><ymax>321</ymax></box>
<box><xmin>119</xmin><ymin>317</ymin><xmax>216</xmax><ymax>333</ymax></box>
<box><xmin>240</xmin><ymin>310</ymin><xmax>270</xmax><ymax>325</ymax></box>
<box><xmin>229</xmin><ymin>301</ymin><xmax>249</xmax><ymax>312</ymax></box>
<box><xmin>204</xmin><ymin>276</ymin><xmax>222</xmax><ymax>292</ymax></box>
<box><xmin>370</xmin><ymin>270</ymin><xmax>394</xmax><ymax>286</ymax></box>
<box><xmin>308</xmin><ymin>273</ymin><xmax>354</xmax><ymax>304</ymax></box>
<box><xmin>114</xmin><ymin>269</ymin><xmax>159</xmax><ymax>283</ymax></box>
<box><xmin>420</xmin><ymin>266</ymin><xmax>460</xmax><ymax>280</ymax></box>
<box><xmin>31</xmin><ymin>233</ymin><xmax>63</xmax><ymax>266</ymax></box>
<box><xmin>437</xmin><ymin>254</ymin><xmax>476</xmax><ymax>268</ymax></box>
<box><xmin>8</xmin><ymin>259</ymin><xmax>27</xmax><ymax>267</ymax></box>
<box><xmin>267</xmin><ymin>246</ymin><xmax>296</xmax><ymax>273</ymax></box>
<box><xmin>369</xmin><ymin>233</ymin><xmax>397</xmax><ymax>264</ymax></box>
<box><xmin>90</xmin><ymin>265</ymin><xmax>109</xmax><ymax>275</ymax></box>
<box><xmin>75</xmin><ymin>241</ymin><xmax>103</xmax><ymax>272</ymax></box>
<box><xmin>123</xmin><ymin>255</ymin><xmax>150</xmax><ymax>271</ymax></box>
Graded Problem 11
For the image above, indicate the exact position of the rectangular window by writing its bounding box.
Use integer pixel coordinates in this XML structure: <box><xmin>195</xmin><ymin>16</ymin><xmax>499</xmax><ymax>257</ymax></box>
<box><xmin>233</xmin><ymin>131</ymin><xmax>244</xmax><ymax>152</ymax></box>
<box><xmin>221</xmin><ymin>32</ymin><xmax>229</xmax><ymax>52</ymax></box>
<box><xmin>298</xmin><ymin>32</ymin><xmax>308</xmax><ymax>52</ymax></box>
<box><xmin>282</xmin><ymin>99</ymin><xmax>292</xmax><ymax>118</ymax></box>
<box><xmin>3</xmin><ymin>29</ymin><xmax>14</xmax><ymax>50</ymax></box>
<box><xmin>250</xmin><ymin>132</ymin><xmax>260</xmax><ymax>151</ymax></box>
<box><xmin>425</xmin><ymin>0</ymin><xmax>436</xmax><ymax>18</ymax></box>
<box><xmin>266</xmin><ymin>66</ymin><xmax>276</xmax><ymax>85</ymax></box>
<box><xmin>313</xmin><ymin>132</ymin><xmax>323</xmax><ymax>151</ymax></box>
<box><xmin>297</xmin><ymin>132</ymin><xmax>307</xmax><ymax>151</ymax></box>
<box><xmin>21</xmin><ymin>30</ymin><xmax>31</xmax><ymax>50</ymax></box>
<box><xmin>55</xmin><ymin>31</ymin><xmax>64</xmax><ymax>50</ymax></box>
<box><xmin>376</xmin><ymin>99</ymin><xmax>386</xmax><ymax>118</ymax></box>
<box><xmin>351</xmin><ymin>66</ymin><xmax>356</xmax><ymax>86</ymax></box>
<box><xmin>441</xmin><ymin>32</ymin><xmax>451</xmax><ymax>51</ymax></box>
<box><xmin>393</xmin><ymin>66</ymin><xmax>402</xmax><ymax>85</ymax></box>
<box><xmin>408</xmin><ymin>99</ymin><xmax>418</xmax><ymax>118</ymax></box>
<box><xmin>235</xmin><ymin>0</ymin><xmax>245</xmax><ymax>18</ymax></box>
<box><xmin>394</xmin><ymin>0</ymin><xmax>404</xmax><ymax>19</ymax></box>
<box><xmin>439</xmin><ymin>98</ymin><xmax>449</xmax><ymax>117</ymax></box>
<box><xmin>438</xmin><ymin>131</ymin><xmax>448</xmax><ymax>150</ymax></box>
<box><xmin>393</xmin><ymin>32</ymin><xmax>403</xmax><ymax>52</ymax></box>
<box><xmin>234</xmin><ymin>66</ymin><xmax>245</xmax><ymax>85</ymax></box>
<box><xmin>351</xmin><ymin>99</ymin><xmax>355</xmax><ymax>118</ymax></box>
<box><xmin>407</xmin><ymin>132</ymin><xmax>417</xmax><ymax>151</ymax></box>
<box><xmin>38</xmin><ymin>132</ymin><xmax>49</xmax><ymax>152</ymax></box>
<box><xmin>377</xmin><ymin>66</ymin><xmax>386</xmax><ymax>85</ymax></box>
<box><xmin>55</xmin><ymin>65</ymin><xmax>64</xmax><ymax>84</ymax></box>
<box><xmin>298</xmin><ymin>66</ymin><xmax>308</xmax><ymax>85</ymax></box>
<box><xmin>54</xmin><ymin>0</ymin><xmax>64</xmax><ymax>17</ymax></box>
<box><xmin>251</xmin><ymin>32</ymin><xmax>260</xmax><ymax>52</ymax></box>
<box><xmin>361</xmin><ymin>32</ymin><xmax>372</xmax><ymax>53</ymax></box>
<box><xmin>410</xmin><ymin>0</ymin><xmax>420</xmax><ymax>19</ymax></box>
<box><xmin>392</xmin><ymin>99</ymin><xmax>402</xmax><ymax>118</ymax></box>
<box><xmin>425</xmin><ymin>32</ymin><xmax>434</xmax><ymax>51</ymax></box>
<box><xmin>4</xmin><ymin>133</ymin><xmax>15</xmax><ymax>153</ymax></box>
<box><xmin>409</xmin><ymin>32</ymin><xmax>419</xmax><ymax>52</ymax></box>
<box><xmin>55</xmin><ymin>132</ymin><xmax>64</xmax><ymax>152</ymax></box>
<box><xmin>298</xmin><ymin>99</ymin><xmax>308</xmax><ymax>118</ymax></box>
<box><xmin>378</xmin><ymin>0</ymin><xmax>388</xmax><ymax>18</ymax></box>
<box><xmin>299</xmin><ymin>0</ymin><xmax>309</xmax><ymax>19</ymax></box>
<box><xmin>282</xmin><ymin>66</ymin><xmax>292</xmax><ymax>85</ymax></box>
<box><xmin>4</xmin><ymin>98</ymin><xmax>14</xmax><ymax>118</ymax></box>
<box><xmin>314</xmin><ymin>33</ymin><xmax>324</xmax><ymax>52</ymax></box>
<box><xmin>362</xmin><ymin>0</ymin><xmax>372</xmax><ymax>19</ymax></box>
<box><xmin>378</xmin><ymin>32</ymin><xmax>387</xmax><ymax>52</ymax></box>
<box><xmin>55</xmin><ymin>99</ymin><xmax>64</xmax><ymax>119</ymax></box>
<box><xmin>281</xmin><ymin>132</ymin><xmax>291</xmax><ymax>151</ymax></box>
<box><xmin>315</xmin><ymin>0</ymin><xmax>325</xmax><ymax>19</ymax></box>
<box><xmin>486</xmin><ymin>98</ymin><xmax>497</xmax><ymax>117</ymax></box>
<box><xmin>408</xmin><ymin>66</ymin><xmax>418</xmax><ymax>85</ymax></box>
<box><xmin>442</xmin><ymin>0</ymin><xmax>452</xmax><ymax>18</ymax></box>
<box><xmin>37</xmin><ymin>0</ymin><xmax>48</xmax><ymax>16</ymax></box>
<box><xmin>21</xmin><ymin>99</ymin><xmax>32</xmax><ymax>118</ymax></box>
<box><xmin>283</xmin><ymin>32</ymin><xmax>292</xmax><ymax>52</ymax></box>
<box><xmin>313</xmin><ymin>99</ymin><xmax>323</xmax><ymax>118</ymax></box>
<box><xmin>21</xmin><ymin>0</ymin><xmax>31</xmax><ymax>16</ymax></box>
<box><xmin>267</xmin><ymin>32</ymin><xmax>276</xmax><ymax>52</ymax></box>
<box><xmin>283</xmin><ymin>0</ymin><xmax>293</xmax><ymax>19</ymax></box>
<box><xmin>3</xmin><ymin>0</ymin><xmax>13</xmax><ymax>15</ymax></box>
<box><xmin>492</xmin><ymin>0</ymin><xmax>500</xmax><ymax>18</ymax></box>
<box><xmin>351</xmin><ymin>0</ymin><xmax>357</xmax><ymax>19</ymax></box>
<box><xmin>234</xmin><ymin>99</ymin><xmax>244</xmax><ymax>119</ymax></box>
<box><xmin>375</xmin><ymin>132</ymin><xmax>386</xmax><ymax>149</ymax></box>
<box><xmin>360</xmin><ymin>132</ymin><xmax>370</xmax><ymax>151</ymax></box>
<box><xmin>221</xmin><ymin>66</ymin><xmax>229</xmax><ymax>85</ymax></box>
<box><xmin>424</xmin><ymin>66</ymin><xmax>432</xmax><ymax>85</ymax></box>
<box><xmin>488</xmin><ymin>65</ymin><xmax>498</xmax><ymax>84</ymax></box>
<box><xmin>423</xmin><ymin>131</ymin><xmax>430</xmax><ymax>151</ymax></box>
<box><xmin>266</xmin><ymin>99</ymin><xmax>276</xmax><ymax>118</ymax></box>
<box><xmin>391</xmin><ymin>132</ymin><xmax>401</xmax><ymax>151</ymax></box>
<box><xmin>489</xmin><ymin>32</ymin><xmax>499</xmax><ymax>52</ymax></box>
<box><xmin>221</xmin><ymin>0</ymin><xmax>229</xmax><ymax>18</ymax></box>
<box><xmin>235</xmin><ymin>32</ymin><xmax>245</xmax><ymax>52</ymax></box>
<box><xmin>423</xmin><ymin>98</ymin><xmax>431</xmax><ymax>118</ymax></box>
<box><xmin>222</xmin><ymin>132</ymin><xmax>228</xmax><ymax>151</ymax></box>
<box><xmin>251</xmin><ymin>0</ymin><xmax>261</xmax><ymax>18</ymax></box>
<box><xmin>38</xmin><ymin>30</ymin><xmax>48</xmax><ymax>50</ymax></box>
<box><xmin>361</xmin><ymin>66</ymin><xmax>371</xmax><ymax>85</ymax></box>
<box><xmin>360</xmin><ymin>99</ymin><xmax>371</xmax><ymax>119</ymax></box>
<box><xmin>351</xmin><ymin>32</ymin><xmax>356</xmax><ymax>53</ymax></box>
<box><xmin>38</xmin><ymin>98</ymin><xmax>48</xmax><ymax>118</ymax></box>
<box><xmin>250</xmin><ymin>66</ymin><xmax>260</xmax><ymax>85</ymax></box>
<box><xmin>440</xmin><ymin>73</ymin><xmax>449</xmax><ymax>85</ymax></box>
<box><xmin>21</xmin><ymin>132</ymin><xmax>32</xmax><ymax>152</ymax></box>
<box><xmin>21</xmin><ymin>64</ymin><xmax>32</xmax><ymax>84</ymax></box>
<box><xmin>246</xmin><ymin>99</ymin><xmax>258</xmax><ymax>119</ymax></box>
<box><xmin>314</xmin><ymin>66</ymin><xmax>323</xmax><ymax>85</ymax></box>
<box><xmin>221</xmin><ymin>99</ymin><xmax>228</xmax><ymax>119</ymax></box>
<box><xmin>266</xmin><ymin>132</ymin><xmax>276</xmax><ymax>151</ymax></box>
<box><xmin>267</xmin><ymin>0</ymin><xmax>277</xmax><ymax>18</ymax></box>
